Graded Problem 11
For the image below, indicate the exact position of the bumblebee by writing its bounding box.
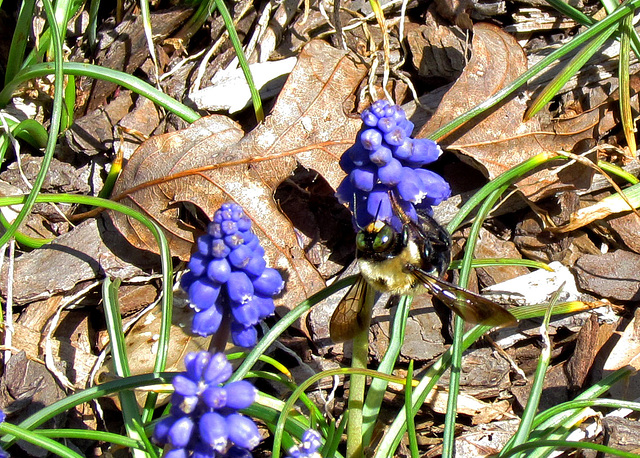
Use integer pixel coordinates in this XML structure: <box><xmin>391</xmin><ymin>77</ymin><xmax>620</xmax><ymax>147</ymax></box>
<box><xmin>329</xmin><ymin>205</ymin><xmax>517</xmax><ymax>342</ymax></box>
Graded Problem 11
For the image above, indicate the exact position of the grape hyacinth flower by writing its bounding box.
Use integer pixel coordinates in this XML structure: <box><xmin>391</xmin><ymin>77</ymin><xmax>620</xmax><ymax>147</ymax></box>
<box><xmin>286</xmin><ymin>430</ymin><xmax>323</xmax><ymax>458</ymax></box>
<box><xmin>180</xmin><ymin>203</ymin><xmax>285</xmax><ymax>347</ymax></box>
<box><xmin>336</xmin><ymin>99</ymin><xmax>451</xmax><ymax>229</ymax></box>
<box><xmin>153</xmin><ymin>351</ymin><xmax>261</xmax><ymax>457</ymax></box>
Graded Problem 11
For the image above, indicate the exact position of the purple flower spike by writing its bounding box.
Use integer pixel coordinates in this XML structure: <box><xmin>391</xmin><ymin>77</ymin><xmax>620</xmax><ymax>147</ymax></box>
<box><xmin>203</xmin><ymin>353</ymin><xmax>233</xmax><ymax>385</ymax></box>
<box><xmin>348</xmin><ymin>143</ymin><xmax>370</xmax><ymax>167</ymax></box>
<box><xmin>336</xmin><ymin>101</ymin><xmax>450</xmax><ymax>228</ymax></box>
<box><xmin>231</xmin><ymin>301</ymin><xmax>260</xmax><ymax>326</ymax></box>
<box><xmin>227</xmin><ymin>271</ymin><xmax>254</xmax><ymax>304</ymax></box>
<box><xmin>369</xmin><ymin>145</ymin><xmax>392</xmax><ymax>166</ymax></box>
<box><xmin>153</xmin><ymin>352</ymin><xmax>261</xmax><ymax>457</ymax></box>
<box><xmin>367</xmin><ymin>187</ymin><xmax>393</xmax><ymax>222</ymax></box>
<box><xmin>202</xmin><ymin>385</ymin><xmax>227</xmax><ymax>409</ymax></box>
<box><xmin>228</xmin><ymin>245</ymin><xmax>253</xmax><ymax>269</ymax></box>
<box><xmin>182</xmin><ymin>203</ymin><xmax>286</xmax><ymax>346</ymax></box>
<box><xmin>383</xmin><ymin>128</ymin><xmax>406</xmax><ymax>146</ymax></box>
<box><xmin>206</xmin><ymin>258</ymin><xmax>231</xmax><ymax>284</ymax></box>
<box><xmin>377</xmin><ymin>158</ymin><xmax>402</xmax><ymax>186</ymax></box>
<box><xmin>185</xmin><ymin>351</ymin><xmax>210</xmax><ymax>380</ymax></box>
<box><xmin>189</xmin><ymin>279</ymin><xmax>221</xmax><ymax>311</ymax></box>
<box><xmin>407</xmin><ymin>138</ymin><xmax>442</xmax><ymax>165</ymax></box>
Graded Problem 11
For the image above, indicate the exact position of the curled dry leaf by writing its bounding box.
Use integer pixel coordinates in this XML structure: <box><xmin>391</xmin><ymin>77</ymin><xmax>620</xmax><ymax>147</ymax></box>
<box><xmin>110</xmin><ymin>40</ymin><xmax>367</xmax><ymax>307</ymax></box>
<box><xmin>418</xmin><ymin>23</ymin><xmax>615</xmax><ymax>201</ymax></box>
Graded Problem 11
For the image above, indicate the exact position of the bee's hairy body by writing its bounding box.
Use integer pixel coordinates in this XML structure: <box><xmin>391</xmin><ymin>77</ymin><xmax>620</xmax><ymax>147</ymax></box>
<box><xmin>359</xmin><ymin>237</ymin><xmax>428</xmax><ymax>295</ymax></box>
<box><xmin>328</xmin><ymin>202</ymin><xmax>517</xmax><ymax>342</ymax></box>
<box><xmin>356</xmin><ymin>215</ymin><xmax>452</xmax><ymax>295</ymax></box>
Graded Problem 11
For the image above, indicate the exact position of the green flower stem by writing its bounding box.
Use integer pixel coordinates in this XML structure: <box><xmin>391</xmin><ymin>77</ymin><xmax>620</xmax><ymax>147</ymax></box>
<box><xmin>427</xmin><ymin>0</ymin><xmax>640</xmax><ymax>141</ymax></box>
<box><xmin>0</xmin><ymin>62</ymin><xmax>200</xmax><ymax>123</ymax></box>
<box><xmin>346</xmin><ymin>284</ymin><xmax>376</xmax><ymax>458</ymax></box>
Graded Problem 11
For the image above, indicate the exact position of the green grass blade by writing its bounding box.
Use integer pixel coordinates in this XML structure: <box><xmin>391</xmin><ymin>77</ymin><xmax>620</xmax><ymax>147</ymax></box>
<box><xmin>35</xmin><ymin>429</ymin><xmax>143</xmax><ymax>449</ymax></box>
<box><xmin>0</xmin><ymin>62</ymin><xmax>200</xmax><ymax>122</ymax></box>
<box><xmin>0</xmin><ymin>0</ymin><xmax>65</xmax><ymax>250</ymax></box>
<box><xmin>0</xmin><ymin>423</ymin><xmax>83</xmax><ymax>458</ymax></box>
<box><xmin>362</xmin><ymin>295</ymin><xmax>413</xmax><ymax>444</ymax></box>
<box><xmin>229</xmin><ymin>275</ymin><xmax>359</xmax><ymax>382</ymax></box>
<box><xmin>618</xmin><ymin>13</ymin><xmax>636</xmax><ymax>154</ymax></box>
<box><xmin>524</xmin><ymin>26</ymin><xmax>617</xmax><ymax>120</ymax></box>
<box><xmin>544</xmin><ymin>0</ymin><xmax>595</xmax><ymax>25</ymax></box>
<box><xmin>102</xmin><ymin>278</ymin><xmax>153</xmax><ymax>458</ymax></box>
<box><xmin>427</xmin><ymin>0</ymin><xmax>640</xmax><ymax>141</ymax></box>
<box><xmin>214</xmin><ymin>0</ymin><xmax>264</xmax><ymax>122</ymax></box>
<box><xmin>405</xmin><ymin>360</ymin><xmax>418</xmax><ymax>458</ymax></box>
<box><xmin>442</xmin><ymin>185</ymin><xmax>507</xmax><ymax>457</ymax></box>
<box><xmin>5</xmin><ymin>0</ymin><xmax>37</xmax><ymax>84</ymax></box>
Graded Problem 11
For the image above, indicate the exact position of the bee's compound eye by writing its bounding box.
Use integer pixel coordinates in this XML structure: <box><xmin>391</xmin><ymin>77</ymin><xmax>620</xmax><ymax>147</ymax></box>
<box><xmin>356</xmin><ymin>231</ymin><xmax>367</xmax><ymax>251</ymax></box>
<box><xmin>372</xmin><ymin>225</ymin><xmax>394</xmax><ymax>252</ymax></box>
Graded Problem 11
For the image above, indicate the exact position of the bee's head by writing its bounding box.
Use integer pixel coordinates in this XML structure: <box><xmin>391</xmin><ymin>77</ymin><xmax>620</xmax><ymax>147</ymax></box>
<box><xmin>356</xmin><ymin>220</ymin><xmax>407</xmax><ymax>260</ymax></box>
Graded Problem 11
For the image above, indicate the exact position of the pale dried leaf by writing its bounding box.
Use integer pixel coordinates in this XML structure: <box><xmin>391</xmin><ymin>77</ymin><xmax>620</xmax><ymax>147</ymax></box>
<box><xmin>111</xmin><ymin>40</ymin><xmax>367</xmax><ymax>308</ymax></box>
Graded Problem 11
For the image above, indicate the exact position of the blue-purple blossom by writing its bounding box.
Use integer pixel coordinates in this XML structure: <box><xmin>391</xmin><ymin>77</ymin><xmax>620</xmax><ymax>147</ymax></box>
<box><xmin>181</xmin><ymin>203</ymin><xmax>285</xmax><ymax>347</ymax></box>
<box><xmin>336</xmin><ymin>100</ymin><xmax>450</xmax><ymax>229</ymax></box>
<box><xmin>286</xmin><ymin>429</ymin><xmax>323</xmax><ymax>458</ymax></box>
<box><xmin>153</xmin><ymin>352</ymin><xmax>260</xmax><ymax>458</ymax></box>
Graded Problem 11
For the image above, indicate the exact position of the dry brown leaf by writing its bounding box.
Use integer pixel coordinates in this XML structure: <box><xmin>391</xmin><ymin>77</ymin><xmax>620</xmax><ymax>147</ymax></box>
<box><xmin>419</xmin><ymin>23</ymin><xmax>613</xmax><ymax>201</ymax></box>
<box><xmin>111</xmin><ymin>40</ymin><xmax>367</xmax><ymax>308</ymax></box>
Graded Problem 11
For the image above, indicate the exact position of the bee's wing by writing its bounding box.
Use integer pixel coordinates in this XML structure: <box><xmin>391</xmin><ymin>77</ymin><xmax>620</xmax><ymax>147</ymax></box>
<box><xmin>410</xmin><ymin>268</ymin><xmax>518</xmax><ymax>328</ymax></box>
<box><xmin>330</xmin><ymin>275</ymin><xmax>373</xmax><ymax>342</ymax></box>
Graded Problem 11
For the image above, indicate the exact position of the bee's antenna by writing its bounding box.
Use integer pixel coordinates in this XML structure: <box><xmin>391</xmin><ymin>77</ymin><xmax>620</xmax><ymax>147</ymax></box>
<box><xmin>352</xmin><ymin>193</ymin><xmax>364</xmax><ymax>231</ymax></box>
<box><xmin>372</xmin><ymin>197</ymin><xmax>384</xmax><ymax>222</ymax></box>
<box><xmin>388</xmin><ymin>190</ymin><xmax>411</xmax><ymax>224</ymax></box>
